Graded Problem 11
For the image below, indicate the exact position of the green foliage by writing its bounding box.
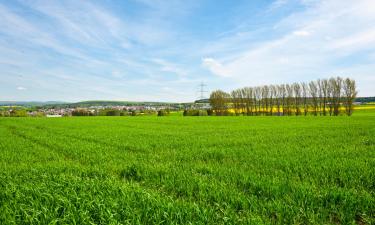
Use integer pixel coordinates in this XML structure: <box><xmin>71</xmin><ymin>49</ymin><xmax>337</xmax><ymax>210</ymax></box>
<box><xmin>0</xmin><ymin>115</ymin><xmax>374</xmax><ymax>224</ymax></box>
<box><xmin>72</xmin><ymin>109</ymin><xmax>94</xmax><ymax>116</ymax></box>
<box><xmin>157</xmin><ymin>109</ymin><xmax>170</xmax><ymax>116</ymax></box>
<box><xmin>99</xmin><ymin>109</ymin><xmax>122</xmax><ymax>116</ymax></box>
<box><xmin>0</xmin><ymin>108</ymin><xmax>27</xmax><ymax>117</ymax></box>
<box><xmin>183</xmin><ymin>109</ymin><xmax>208</xmax><ymax>116</ymax></box>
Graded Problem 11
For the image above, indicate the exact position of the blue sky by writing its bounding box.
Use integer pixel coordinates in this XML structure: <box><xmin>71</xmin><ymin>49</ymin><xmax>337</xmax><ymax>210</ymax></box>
<box><xmin>0</xmin><ymin>0</ymin><xmax>374</xmax><ymax>102</ymax></box>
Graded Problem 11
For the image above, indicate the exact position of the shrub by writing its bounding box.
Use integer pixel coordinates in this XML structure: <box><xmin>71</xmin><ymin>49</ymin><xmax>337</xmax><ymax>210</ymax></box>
<box><xmin>105</xmin><ymin>110</ymin><xmax>121</xmax><ymax>116</ymax></box>
<box><xmin>157</xmin><ymin>110</ymin><xmax>169</xmax><ymax>116</ymax></box>
<box><xmin>207</xmin><ymin>109</ymin><xmax>214</xmax><ymax>116</ymax></box>
<box><xmin>72</xmin><ymin>109</ymin><xmax>93</xmax><ymax>116</ymax></box>
<box><xmin>183</xmin><ymin>110</ymin><xmax>208</xmax><ymax>116</ymax></box>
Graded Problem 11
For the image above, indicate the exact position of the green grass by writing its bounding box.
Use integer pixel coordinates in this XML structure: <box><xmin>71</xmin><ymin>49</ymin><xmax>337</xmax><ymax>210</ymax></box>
<box><xmin>0</xmin><ymin>114</ymin><xmax>374</xmax><ymax>224</ymax></box>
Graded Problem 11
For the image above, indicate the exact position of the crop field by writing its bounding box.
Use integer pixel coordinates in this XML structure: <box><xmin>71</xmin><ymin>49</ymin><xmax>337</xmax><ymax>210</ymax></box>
<box><xmin>0</xmin><ymin>113</ymin><xmax>374</xmax><ymax>224</ymax></box>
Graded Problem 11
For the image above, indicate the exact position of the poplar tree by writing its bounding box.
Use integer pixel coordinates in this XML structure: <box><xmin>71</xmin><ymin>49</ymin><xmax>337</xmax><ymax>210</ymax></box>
<box><xmin>343</xmin><ymin>78</ymin><xmax>357</xmax><ymax>116</ymax></box>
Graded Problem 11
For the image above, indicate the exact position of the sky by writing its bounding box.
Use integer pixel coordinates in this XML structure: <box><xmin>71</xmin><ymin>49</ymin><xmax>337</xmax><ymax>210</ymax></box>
<box><xmin>0</xmin><ymin>0</ymin><xmax>374</xmax><ymax>102</ymax></box>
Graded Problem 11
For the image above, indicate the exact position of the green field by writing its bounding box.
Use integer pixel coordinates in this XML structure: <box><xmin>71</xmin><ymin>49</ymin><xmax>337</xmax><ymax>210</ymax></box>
<box><xmin>1</xmin><ymin>113</ymin><xmax>374</xmax><ymax>224</ymax></box>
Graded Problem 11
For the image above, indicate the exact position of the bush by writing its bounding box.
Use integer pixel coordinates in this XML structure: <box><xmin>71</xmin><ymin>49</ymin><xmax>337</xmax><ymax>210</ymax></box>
<box><xmin>9</xmin><ymin>109</ymin><xmax>27</xmax><ymax>117</ymax></box>
<box><xmin>105</xmin><ymin>110</ymin><xmax>121</xmax><ymax>116</ymax></box>
<box><xmin>183</xmin><ymin>110</ymin><xmax>208</xmax><ymax>116</ymax></box>
<box><xmin>215</xmin><ymin>110</ymin><xmax>234</xmax><ymax>116</ymax></box>
<box><xmin>157</xmin><ymin>110</ymin><xmax>169</xmax><ymax>116</ymax></box>
<box><xmin>72</xmin><ymin>109</ymin><xmax>93</xmax><ymax>116</ymax></box>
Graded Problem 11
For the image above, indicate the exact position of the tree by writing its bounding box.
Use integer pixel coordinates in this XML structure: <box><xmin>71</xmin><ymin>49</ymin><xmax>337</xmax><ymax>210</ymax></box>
<box><xmin>343</xmin><ymin>78</ymin><xmax>357</xmax><ymax>116</ymax></box>
<box><xmin>262</xmin><ymin>85</ymin><xmax>269</xmax><ymax>115</ymax></box>
<box><xmin>321</xmin><ymin>79</ymin><xmax>329</xmax><ymax>116</ymax></box>
<box><xmin>231</xmin><ymin>89</ymin><xmax>242</xmax><ymax>115</ymax></box>
<box><xmin>270</xmin><ymin>85</ymin><xmax>276</xmax><ymax>115</ymax></box>
<box><xmin>301</xmin><ymin>82</ymin><xmax>309</xmax><ymax>116</ymax></box>
<box><xmin>242</xmin><ymin>87</ymin><xmax>253</xmax><ymax>115</ymax></box>
<box><xmin>157</xmin><ymin>110</ymin><xmax>169</xmax><ymax>116</ymax></box>
<box><xmin>309</xmin><ymin>81</ymin><xmax>319</xmax><ymax>116</ymax></box>
<box><xmin>317</xmin><ymin>79</ymin><xmax>323</xmax><ymax>115</ymax></box>
<box><xmin>254</xmin><ymin>86</ymin><xmax>262</xmax><ymax>115</ymax></box>
<box><xmin>330</xmin><ymin>77</ymin><xmax>343</xmax><ymax>116</ymax></box>
<box><xmin>209</xmin><ymin>90</ymin><xmax>230</xmax><ymax>116</ymax></box>
<box><xmin>280</xmin><ymin>84</ymin><xmax>287</xmax><ymax>116</ymax></box>
<box><xmin>286</xmin><ymin>84</ymin><xmax>293</xmax><ymax>116</ymax></box>
<box><xmin>275</xmin><ymin>85</ymin><xmax>282</xmax><ymax>116</ymax></box>
<box><xmin>327</xmin><ymin>80</ymin><xmax>334</xmax><ymax>116</ymax></box>
<box><xmin>293</xmin><ymin>83</ymin><xmax>302</xmax><ymax>116</ymax></box>
<box><xmin>209</xmin><ymin>77</ymin><xmax>357</xmax><ymax>117</ymax></box>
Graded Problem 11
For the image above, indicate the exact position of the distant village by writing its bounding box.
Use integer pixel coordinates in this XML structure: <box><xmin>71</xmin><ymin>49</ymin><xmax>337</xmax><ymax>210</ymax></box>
<box><xmin>0</xmin><ymin>101</ymin><xmax>211</xmax><ymax>117</ymax></box>
<box><xmin>0</xmin><ymin>94</ymin><xmax>373</xmax><ymax>117</ymax></box>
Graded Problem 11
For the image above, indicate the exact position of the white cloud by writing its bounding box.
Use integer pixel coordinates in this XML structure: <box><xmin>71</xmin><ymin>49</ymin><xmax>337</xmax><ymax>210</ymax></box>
<box><xmin>1</xmin><ymin>0</ymin><xmax>375</xmax><ymax>101</ymax></box>
<box><xmin>151</xmin><ymin>58</ymin><xmax>189</xmax><ymax>77</ymax></box>
<box><xmin>268</xmin><ymin>0</ymin><xmax>292</xmax><ymax>12</ymax></box>
<box><xmin>202</xmin><ymin>0</ymin><xmax>375</xmax><ymax>94</ymax></box>
<box><xmin>17</xmin><ymin>86</ymin><xmax>26</xmax><ymax>91</ymax></box>
<box><xmin>202</xmin><ymin>58</ymin><xmax>229</xmax><ymax>77</ymax></box>
<box><xmin>330</xmin><ymin>29</ymin><xmax>375</xmax><ymax>51</ymax></box>
<box><xmin>293</xmin><ymin>30</ymin><xmax>310</xmax><ymax>36</ymax></box>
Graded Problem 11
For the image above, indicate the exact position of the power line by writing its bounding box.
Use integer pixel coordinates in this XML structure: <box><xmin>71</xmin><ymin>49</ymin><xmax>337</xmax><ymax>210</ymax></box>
<box><xmin>198</xmin><ymin>82</ymin><xmax>208</xmax><ymax>100</ymax></box>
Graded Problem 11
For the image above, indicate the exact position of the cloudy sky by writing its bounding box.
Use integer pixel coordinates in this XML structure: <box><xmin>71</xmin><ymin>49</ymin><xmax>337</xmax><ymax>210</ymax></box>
<box><xmin>0</xmin><ymin>0</ymin><xmax>374</xmax><ymax>102</ymax></box>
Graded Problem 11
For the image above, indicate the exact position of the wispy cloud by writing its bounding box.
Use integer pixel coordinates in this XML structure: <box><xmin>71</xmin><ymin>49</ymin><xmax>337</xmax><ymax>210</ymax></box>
<box><xmin>202</xmin><ymin>0</ymin><xmax>375</xmax><ymax>96</ymax></box>
<box><xmin>0</xmin><ymin>0</ymin><xmax>374</xmax><ymax>101</ymax></box>
<box><xmin>293</xmin><ymin>30</ymin><xmax>310</xmax><ymax>36</ymax></box>
<box><xmin>17</xmin><ymin>86</ymin><xmax>26</xmax><ymax>91</ymax></box>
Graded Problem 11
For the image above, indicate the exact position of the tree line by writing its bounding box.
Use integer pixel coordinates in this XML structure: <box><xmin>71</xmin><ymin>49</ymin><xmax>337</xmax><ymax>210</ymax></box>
<box><xmin>209</xmin><ymin>77</ymin><xmax>357</xmax><ymax>116</ymax></box>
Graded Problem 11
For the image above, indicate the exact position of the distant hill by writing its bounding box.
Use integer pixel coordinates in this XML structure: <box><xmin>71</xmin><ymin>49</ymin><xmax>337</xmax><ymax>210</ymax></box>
<box><xmin>355</xmin><ymin>97</ymin><xmax>375</xmax><ymax>103</ymax></box>
<box><xmin>0</xmin><ymin>101</ymin><xmax>66</xmax><ymax>107</ymax></box>
<box><xmin>195</xmin><ymin>99</ymin><xmax>209</xmax><ymax>103</ymax></box>
<box><xmin>43</xmin><ymin>100</ymin><xmax>188</xmax><ymax>108</ymax></box>
<box><xmin>1</xmin><ymin>97</ymin><xmax>374</xmax><ymax>108</ymax></box>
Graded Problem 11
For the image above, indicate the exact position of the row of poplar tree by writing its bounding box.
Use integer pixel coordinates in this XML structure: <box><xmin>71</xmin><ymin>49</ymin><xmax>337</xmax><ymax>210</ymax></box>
<box><xmin>209</xmin><ymin>77</ymin><xmax>357</xmax><ymax>116</ymax></box>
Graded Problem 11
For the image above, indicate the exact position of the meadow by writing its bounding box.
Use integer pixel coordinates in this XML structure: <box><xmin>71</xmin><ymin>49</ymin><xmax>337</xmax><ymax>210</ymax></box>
<box><xmin>0</xmin><ymin>111</ymin><xmax>374</xmax><ymax>224</ymax></box>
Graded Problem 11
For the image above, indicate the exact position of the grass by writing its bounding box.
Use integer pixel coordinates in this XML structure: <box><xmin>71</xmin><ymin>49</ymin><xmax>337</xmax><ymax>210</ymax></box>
<box><xmin>0</xmin><ymin>112</ymin><xmax>374</xmax><ymax>224</ymax></box>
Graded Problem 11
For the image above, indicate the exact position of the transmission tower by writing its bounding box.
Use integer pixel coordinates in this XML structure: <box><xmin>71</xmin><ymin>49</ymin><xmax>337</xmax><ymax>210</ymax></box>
<box><xmin>198</xmin><ymin>82</ymin><xmax>208</xmax><ymax>100</ymax></box>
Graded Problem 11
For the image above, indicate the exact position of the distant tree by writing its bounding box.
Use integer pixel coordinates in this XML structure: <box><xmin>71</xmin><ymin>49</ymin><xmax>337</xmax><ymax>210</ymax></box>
<box><xmin>209</xmin><ymin>90</ymin><xmax>230</xmax><ymax>116</ymax></box>
<box><xmin>254</xmin><ymin>86</ymin><xmax>262</xmax><ymax>115</ymax></box>
<box><xmin>261</xmin><ymin>85</ymin><xmax>269</xmax><ymax>115</ymax></box>
<box><xmin>280</xmin><ymin>84</ymin><xmax>286</xmax><ymax>116</ymax></box>
<box><xmin>343</xmin><ymin>78</ymin><xmax>357</xmax><ymax>116</ymax></box>
<box><xmin>286</xmin><ymin>84</ymin><xmax>293</xmax><ymax>116</ymax></box>
<box><xmin>183</xmin><ymin>109</ymin><xmax>208</xmax><ymax>116</ymax></box>
<box><xmin>157</xmin><ymin>110</ymin><xmax>169</xmax><ymax>116</ymax></box>
<box><xmin>321</xmin><ymin>79</ymin><xmax>329</xmax><ymax>116</ymax></box>
<box><xmin>327</xmin><ymin>80</ymin><xmax>334</xmax><ymax>116</ymax></box>
<box><xmin>317</xmin><ymin>79</ymin><xmax>323</xmax><ymax>115</ymax></box>
<box><xmin>293</xmin><ymin>83</ymin><xmax>302</xmax><ymax>116</ymax></box>
<box><xmin>231</xmin><ymin>89</ymin><xmax>242</xmax><ymax>115</ymax></box>
<box><xmin>270</xmin><ymin>85</ymin><xmax>276</xmax><ymax>115</ymax></box>
<box><xmin>275</xmin><ymin>85</ymin><xmax>282</xmax><ymax>116</ymax></box>
<box><xmin>105</xmin><ymin>110</ymin><xmax>121</xmax><ymax>116</ymax></box>
<box><xmin>301</xmin><ymin>82</ymin><xmax>309</xmax><ymax>116</ymax></box>
<box><xmin>330</xmin><ymin>77</ymin><xmax>343</xmax><ymax>116</ymax></box>
<box><xmin>209</xmin><ymin>77</ymin><xmax>357</xmax><ymax>117</ymax></box>
<box><xmin>309</xmin><ymin>81</ymin><xmax>319</xmax><ymax>116</ymax></box>
<box><xmin>72</xmin><ymin>109</ymin><xmax>93</xmax><ymax>116</ymax></box>
<box><xmin>241</xmin><ymin>87</ymin><xmax>253</xmax><ymax>115</ymax></box>
<box><xmin>9</xmin><ymin>109</ymin><xmax>27</xmax><ymax>117</ymax></box>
